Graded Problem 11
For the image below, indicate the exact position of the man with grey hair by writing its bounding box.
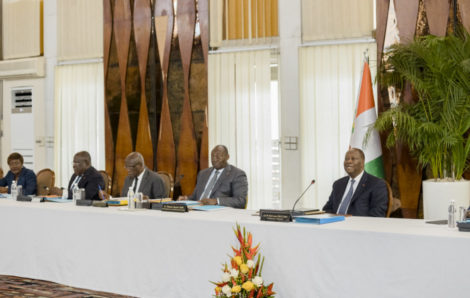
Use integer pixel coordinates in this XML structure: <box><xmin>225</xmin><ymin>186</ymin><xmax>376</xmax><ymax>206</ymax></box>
<box><xmin>121</xmin><ymin>152</ymin><xmax>166</xmax><ymax>199</ymax></box>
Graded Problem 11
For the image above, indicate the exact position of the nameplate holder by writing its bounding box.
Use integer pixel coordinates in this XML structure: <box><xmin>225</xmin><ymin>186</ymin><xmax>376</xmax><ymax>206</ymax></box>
<box><xmin>17</xmin><ymin>195</ymin><xmax>33</xmax><ymax>202</ymax></box>
<box><xmin>76</xmin><ymin>199</ymin><xmax>93</xmax><ymax>206</ymax></box>
<box><xmin>92</xmin><ymin>201</ymin><xmax>108</xmax><ymax>207</ymax></box>
<box><xmin>136</xmin><ymin>201</ymin><xmax>151</xmax><ymax>209</ymax></box>
<box><xmin>151</xmin><ymin>202</ymin><xmax>164</xmax><ymax>210</ymax></box>
<box><xmin>161</xmin><ymin>203</ymin><xmax>188</xmax><ymax>213</ymax></box>
<box><xmin>259</xmin><ymin>209</ymin><xmax>292</xmax><ymax>222</ymax></box>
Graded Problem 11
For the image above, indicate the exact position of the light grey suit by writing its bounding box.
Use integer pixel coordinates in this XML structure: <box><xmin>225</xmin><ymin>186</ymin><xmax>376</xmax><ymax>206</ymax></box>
<box><xmin>188</xmin><ymin>164</ymin><xmax>248</xmax><ymax>209</ymax></box>
<box><xmin>121</xmin><ymin>168</ymin><xmax>166</xmax><ymax>199</ymax></box>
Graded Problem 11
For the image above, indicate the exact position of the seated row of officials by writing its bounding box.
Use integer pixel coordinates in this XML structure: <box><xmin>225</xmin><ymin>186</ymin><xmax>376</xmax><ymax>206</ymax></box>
<box><xmin>0</xmin><ymin>146</ymin><xmax>388</xmax><ymax>216</ymax></box>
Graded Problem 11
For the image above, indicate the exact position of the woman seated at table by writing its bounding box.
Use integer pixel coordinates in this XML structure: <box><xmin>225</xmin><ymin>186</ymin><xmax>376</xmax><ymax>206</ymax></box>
<box><xmin>0</xmin><ymin>152</ymin><xmax>37</xmax><ymax>195</ymax></box>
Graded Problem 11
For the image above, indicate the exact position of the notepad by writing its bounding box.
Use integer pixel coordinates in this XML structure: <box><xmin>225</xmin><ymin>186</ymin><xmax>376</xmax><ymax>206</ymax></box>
<box><xmin>191</xmin><ymin>205</ymin><xmax>226</xmax><ymax>211</ymax></box>
<box><xmin>294</xmin><ymin>214</ymin><xmax>345</xmax><ymax>224</ymax></box>
<box><xmin>167</xmin><ymin>200</ymin><xmax>200</xmax><ymax>206</ymax></box>
<box><xmin>44</xmin><ymin>197</ymin><xmax>72</xmax><ymax>203</ymax></box>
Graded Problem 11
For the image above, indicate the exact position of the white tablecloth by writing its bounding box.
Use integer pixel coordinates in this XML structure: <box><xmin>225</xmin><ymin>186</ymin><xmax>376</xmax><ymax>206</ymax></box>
<box><xmin>0</xmin><ymin>199</ymin><xmax>469</xmax><ymax>298</ymax></box>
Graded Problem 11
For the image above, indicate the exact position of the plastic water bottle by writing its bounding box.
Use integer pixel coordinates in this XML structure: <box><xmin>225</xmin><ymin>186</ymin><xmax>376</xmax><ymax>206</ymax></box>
<box><xmin>127</xmin><ymin>187</ymin><xmax>135</xmax><ymax>210</ymax></box>
<box><xmin>11</xmin><ymin>181</ymin><xmax>17</xmax><ymax>200</ymax></box>
<box><xmin>448</xmin><ymin>200</ymin><xmax>456</xmax><ymax>228</ymax></box>
<box><xmin>72</xmin><ymin>183</ymin><xmax>80</xmax><ymax>202</ymax></box>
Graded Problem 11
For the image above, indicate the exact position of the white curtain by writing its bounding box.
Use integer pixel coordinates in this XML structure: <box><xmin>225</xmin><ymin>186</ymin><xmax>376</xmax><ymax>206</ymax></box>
<box><xmin>301</xmin><ymin>0</ymin><xmax>374</xmax><ymax>42</ymax></box>
<box><xmin>54</xmin><ymin>63</ymin><xmax>105</xmax><ymax>188</ymax></box>
<box><xmin>299</xmin><ymin>42</ymin><xmax>377</xmax><ymax>210</ymax></box>
<box><xmin>2</xmin><ymin>0</ymin><xmax>42</xmax><ymax>59</ymax></box>
<box><xmin>208</xmin><ymin>50</ymin><xmax>276</xmax><ymax>210</ymax></box>
<box><xmin>57</xmin><ymin>0</ymin><xmax>103</xmax><ymax>60</ymax></box>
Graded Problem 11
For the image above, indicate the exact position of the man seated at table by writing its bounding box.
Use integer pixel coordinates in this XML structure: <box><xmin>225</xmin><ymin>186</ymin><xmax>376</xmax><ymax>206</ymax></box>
<box><xmin>178</xmin><ymin>145</ymin><xmax>248</xmax><ymax>209</ymax></box>
<box><xmin>121</xmin><ymin>152</ymin><xmax>166</xmax><ymax>199</ymax></box>
<box><xmin>323</xmin><ymin>148</ymin><xmax>388</xmax><ymax>217</ymax></box>
<box><xmin>67</xmin><ymin>151</ymin><xmax>105</xmax><ymax>200</ymax></box>
<box><xmin>0</xmin><ymin>152</ymin><xmax>37</xmax><ymax>195</ymax></box>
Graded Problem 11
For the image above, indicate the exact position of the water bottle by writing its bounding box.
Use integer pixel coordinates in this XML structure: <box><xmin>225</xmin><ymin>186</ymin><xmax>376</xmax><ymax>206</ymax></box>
<box><xmin>11</xmin><ymin>180</ymin><xmax>17</xmax><ymax>200</ymax></box>
<box><xmin>127</xmin><ymin>187</ymin><xmax>135</xmax><ymax>210</ymax></box>
<box><xmin>448</xmin><ymin>200</ymin><xmax>456</xmax><ymax>228</ymax></box>
<box><xmin>72</xmin><ymin>183</ymin><xmax>80</xmax><ymax>202</ymax></box>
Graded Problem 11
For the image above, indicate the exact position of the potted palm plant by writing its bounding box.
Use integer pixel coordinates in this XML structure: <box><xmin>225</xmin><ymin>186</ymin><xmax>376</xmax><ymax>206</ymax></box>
<box><xmin>373</xmin><ymin>29</ymin><xmax>470</xmax><ymax>219</ymax></box>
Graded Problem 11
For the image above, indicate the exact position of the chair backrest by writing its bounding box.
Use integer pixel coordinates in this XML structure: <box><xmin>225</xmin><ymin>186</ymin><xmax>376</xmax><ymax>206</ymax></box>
<box><xmin>99</xmin><ymin>170</ymin><xmax>112</xmax><ymax>195</ymax></box>
<box><xmin>157</xmin><ymin>171</ymin><xmax>174</xmax><ymax>198</ymax></box>
<box><xmin>385</xmin><ymin>180</ymin><xmax>394</xmax><ymax>218</ymax></box>
<box><xmin>0</xmin><ymin>167</ymin><xmax>3</xmax><ymax>179</ymax></box>
<box><xmin>36</xmin><ymin>168</ymin><xmax>55</xmax><ymax>196</ymax></box>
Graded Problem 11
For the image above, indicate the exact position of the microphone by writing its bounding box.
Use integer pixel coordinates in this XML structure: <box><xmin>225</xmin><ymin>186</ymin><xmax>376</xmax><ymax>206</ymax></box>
<box><xmin>291</xmin><ymin>179</ymin><xmax>316</xmax><ymax>215</ymax></box>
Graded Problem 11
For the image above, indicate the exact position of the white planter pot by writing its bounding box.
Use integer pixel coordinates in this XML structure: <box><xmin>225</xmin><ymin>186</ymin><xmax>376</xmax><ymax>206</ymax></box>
<box><xmin>422</xmin><ymin>179</ymin><xmax>470</xmax><ymax>220</ymax></box>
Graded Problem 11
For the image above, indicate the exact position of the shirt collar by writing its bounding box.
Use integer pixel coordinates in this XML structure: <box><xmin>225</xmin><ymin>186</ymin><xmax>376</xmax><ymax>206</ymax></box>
<box><xmin>350</xmin><ymin>170</ymin><xmax>364</xmax><ymax>183</ymax></box>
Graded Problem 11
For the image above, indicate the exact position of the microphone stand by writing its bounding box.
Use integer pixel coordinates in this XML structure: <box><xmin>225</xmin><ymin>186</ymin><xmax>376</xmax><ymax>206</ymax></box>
<box><xmin>291</xmin><ymin>180</ymin><xmax>316</xmax><ymax>216</ymax></box>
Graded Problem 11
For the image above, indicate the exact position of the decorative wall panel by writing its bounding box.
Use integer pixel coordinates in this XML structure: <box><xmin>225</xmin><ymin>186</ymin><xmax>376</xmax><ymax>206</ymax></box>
<box><xmin>2</xmin><ymin>0</ymin><xmax>42</xmax><ymax>59</ymax></box>
<box><xmin>57</xmin><ymin>0</ymin><xmax>103</xmax><ymax>60</ymax></box>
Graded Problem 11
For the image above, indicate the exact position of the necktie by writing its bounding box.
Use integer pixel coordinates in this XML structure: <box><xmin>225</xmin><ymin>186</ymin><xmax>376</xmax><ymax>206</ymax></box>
<box><xmin>133</xmin><ymin>177</ymin><xmax>139</xmax><ymax>192</ymax></box>
<box><xmin>337</xmin><ymin>179</ymin><xmax>355</xmax><ymax>215</ymax></box>
<box><xmin>200</xmin><ymin>170</ymin><xmax>220</xmax><ymax>200</ymax></box>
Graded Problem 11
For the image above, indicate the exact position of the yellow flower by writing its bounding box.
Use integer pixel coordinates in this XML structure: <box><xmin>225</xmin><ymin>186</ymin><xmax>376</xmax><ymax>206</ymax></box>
<box><xmin>215</xmin><ymin>287</ymin><xmax>221</xmax><ymax>294</ymax></box>
<box><xmin>242</xmin><ymin>281</ymin><xmax>254</xmax><ymax>291</ymax></box>
<box><xmin>240</xmin><ymin>264</ymin><xmax>249</xmax><ymax>274</ymax></box>
<box><xmin>231</xmin><ymin>285</ymin><xmax>241</xmax><ymax>293</ymax></box>
<box><xmin>233</xmin><ymin>256</ymin><xmax>242</xmax><ymax>266</ymax></box>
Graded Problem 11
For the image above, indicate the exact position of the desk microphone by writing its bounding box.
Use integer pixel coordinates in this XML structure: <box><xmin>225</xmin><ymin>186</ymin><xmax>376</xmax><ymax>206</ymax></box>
<box><xmin>291</xmin><ymin>179</ymin><xmax>316</xmax><ymax>215</ymax></box>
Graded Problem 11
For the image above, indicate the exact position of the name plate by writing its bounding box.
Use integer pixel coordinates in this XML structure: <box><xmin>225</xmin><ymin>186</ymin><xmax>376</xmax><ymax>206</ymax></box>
<box><xmin>76</xmin><ymin>199</ymin><xmax>93</xmax><ymax>206</ymax></box>
<box><xmin>260</xmin><ymin>209</ymin><xmax>292</xmax><ymax>222</ymax></box>
<box><xmin>92</xmin><ymin>201</ymin><xmax>108</xmax><ymax>207</ymax></box>
<box><xmin>161</xmin><ymin>203</ymin><xmax>188</xmax><ymax>213</ymax></box>
<box><xmin>17</xmin><ymin>196</ymin><xmax>33</xmax><ymax>202</ymax></box>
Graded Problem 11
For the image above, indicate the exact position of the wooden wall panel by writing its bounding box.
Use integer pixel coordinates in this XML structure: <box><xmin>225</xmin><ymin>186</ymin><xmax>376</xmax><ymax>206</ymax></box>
<box><xmin>176</xmin><ymin>0</ymin><xmax>199</xmax><ymax>195</ymax></box>
<box><xmin>423</xmin><ymin>0</ymin><xmax>450</xmax><ymax>37</ymax></box>
<box><xmin>394</xmin><ymin>0</ymin><xmax>419</xmax><ymax>43</ymax></box>
<box><xmin>199</xmin><ymin>0</ymin><xmax>209</xmax><ymax>170</ymax></box>
<box><xmin>459</xmin><ymin>0</ymin><xmax>470</xmax><ymax>32</ymax></box>
<box><xmin>134</xmin><ymin>0</ymin><xmax>154</xmax><ymax>169</ymax></box>
<box><xmin>103</xmin><ymin>0</ymin><xmax>115</xmax><ymax>185</ymax></box>
<box><xmin>112</xmin><ymin>0</ymin><xmax>133</xmax><ymax>195</ymax></box>
<box><xmin>155</xmin><ymin>0</ymin><xmax>176</xmax><ymax>180</ymax></box>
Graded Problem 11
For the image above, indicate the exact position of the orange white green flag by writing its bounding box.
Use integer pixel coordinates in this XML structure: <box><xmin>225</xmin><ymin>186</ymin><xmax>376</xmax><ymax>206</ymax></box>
<box><xmin>349</xmin><ymin>61</ymin><xmax>385</xmax><ymax>179</ymax></box>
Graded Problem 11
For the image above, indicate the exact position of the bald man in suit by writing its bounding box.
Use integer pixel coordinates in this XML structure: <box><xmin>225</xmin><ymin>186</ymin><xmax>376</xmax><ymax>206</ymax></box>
<box><xmin>178</xmin><ymin>145</ymin><xmax>248</xmax><ymax>209</ymax></box>
<box><xmin>323</xmin><ymin>148</ymin><xmax>388</xmax><ymax>217</ymax></box>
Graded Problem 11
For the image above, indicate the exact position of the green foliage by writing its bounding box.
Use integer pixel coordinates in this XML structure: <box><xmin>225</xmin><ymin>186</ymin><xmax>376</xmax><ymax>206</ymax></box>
<box><xmin>374</xmin><ymin>29</ymin><xmax>470</xmax><ymax>180</ymax></box>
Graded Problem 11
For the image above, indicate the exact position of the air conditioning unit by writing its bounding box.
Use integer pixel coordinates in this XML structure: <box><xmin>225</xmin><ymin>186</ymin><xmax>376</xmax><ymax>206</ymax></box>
<box><xmin>0</xmin><ymin>57</ymin><xmax>45</xmax><ymax>79</ymax></box>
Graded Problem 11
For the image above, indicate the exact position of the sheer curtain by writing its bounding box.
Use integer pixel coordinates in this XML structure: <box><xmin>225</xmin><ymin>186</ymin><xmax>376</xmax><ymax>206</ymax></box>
<box><xmin>299</xmin><ymin>42</ymin><xmax>377</xmax><ymax>209</ymax></box>
<box><xmin>54</xmin><ymin>63</ymin><xmax>105</xmax><ymax>188</ymax></box>
<box><xmin>208</xmin><ymin>50</ymin><xmax>276</xmax><ymax>210</ymax></box>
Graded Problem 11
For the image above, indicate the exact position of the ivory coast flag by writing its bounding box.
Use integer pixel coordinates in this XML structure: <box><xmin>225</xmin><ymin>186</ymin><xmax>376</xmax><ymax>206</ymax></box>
<box><xmin>350</xmin><ymin>61</ymin><xmax>385</xmax><ymax>179</ymax></box>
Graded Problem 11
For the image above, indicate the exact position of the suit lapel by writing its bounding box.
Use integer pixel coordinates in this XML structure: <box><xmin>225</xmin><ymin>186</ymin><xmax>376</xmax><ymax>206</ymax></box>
<box><xmin>138</xmin><ymin>169</ymin><xmax>150</xmax><ymax>193</ymax></box>
<box><xmin>209</xmin><ymin>165</ymin><xmax>231</xmax><ymax>197</ymax></box>
<box><xmin>350</xmin><ymin>172</ymin><xmax>368</xmax><ymax>204</ymax></box>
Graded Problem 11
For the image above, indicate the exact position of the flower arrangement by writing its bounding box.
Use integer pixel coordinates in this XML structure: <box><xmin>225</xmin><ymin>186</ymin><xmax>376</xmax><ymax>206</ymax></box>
<box><xmin>212</xmin><ymin>224</ymin><xmax>275</xmax><ymax>297</ymax></box>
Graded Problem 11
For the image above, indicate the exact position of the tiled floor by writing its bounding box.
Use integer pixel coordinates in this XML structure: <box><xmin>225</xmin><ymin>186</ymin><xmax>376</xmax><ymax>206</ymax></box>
<box><xmin>0</xmin><ymin>275</ymin><xmax>132</xmax><ymax>297</ymax></box>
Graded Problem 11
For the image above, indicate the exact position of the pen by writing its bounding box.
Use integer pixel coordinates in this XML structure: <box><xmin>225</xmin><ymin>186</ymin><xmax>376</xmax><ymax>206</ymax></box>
<box><xmin>98</xmin><ymin>185</ymin><xmax>105</xmax><ymax>200</ymax></box>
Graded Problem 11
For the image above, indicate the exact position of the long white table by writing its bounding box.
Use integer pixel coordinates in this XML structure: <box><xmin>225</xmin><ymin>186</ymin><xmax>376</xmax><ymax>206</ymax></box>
<box><xmin>1</xmin><ymin>199</ymin><xmax>470</xmax><ymax>297</ymax></box>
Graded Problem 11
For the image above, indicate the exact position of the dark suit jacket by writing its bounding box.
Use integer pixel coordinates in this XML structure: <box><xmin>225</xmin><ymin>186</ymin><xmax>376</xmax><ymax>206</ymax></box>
<box><xmin>322</xmin><ymin>172</ymin><xmax>388</xmax><ymax>217</ymax></box>
<box><xmin>67</xmin><ymin>166</ymin><xmax>105</xmax><ymax>200</ymax></box>
<box><xmin>121</xmin><ymin>168</ymin><xmax>166</xmax><ymax>199</ymax></box>
<box><xmin>188</xmin><ymin>164</ymin><xmax>248</xmax><ymax>209</ymax></box>
<box><xmin>0</xmin><ymin>167</ymin><xmax>37</xmax><ymax>195</ymax></box>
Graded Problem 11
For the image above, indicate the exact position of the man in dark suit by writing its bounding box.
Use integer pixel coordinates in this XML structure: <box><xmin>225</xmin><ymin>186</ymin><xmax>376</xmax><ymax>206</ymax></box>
<box><xmin>67</xmin><ymin>151</ymin><xmax>105</xmax><ymax>200</ymax></box>
<box><xmin>121</xmin><ymin>152</ymin><xmax>166</xmax><ymax>199</ymax></box>
<box><xmin>178</xmin><ymin>145</ymin><xmax>248</xmax><ymax>209</ymax></box>
<box><xmin>323</xmin><ymin>148</ymin><xmax>388</xmax><ymax>217</ymax></box>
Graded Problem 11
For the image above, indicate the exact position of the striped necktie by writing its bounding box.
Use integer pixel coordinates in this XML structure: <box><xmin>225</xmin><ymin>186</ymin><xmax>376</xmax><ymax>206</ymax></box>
<box><xmin>337</xmin><ymin>179</ymin><xmax>355</xmax><ymax>215</ymax></box>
